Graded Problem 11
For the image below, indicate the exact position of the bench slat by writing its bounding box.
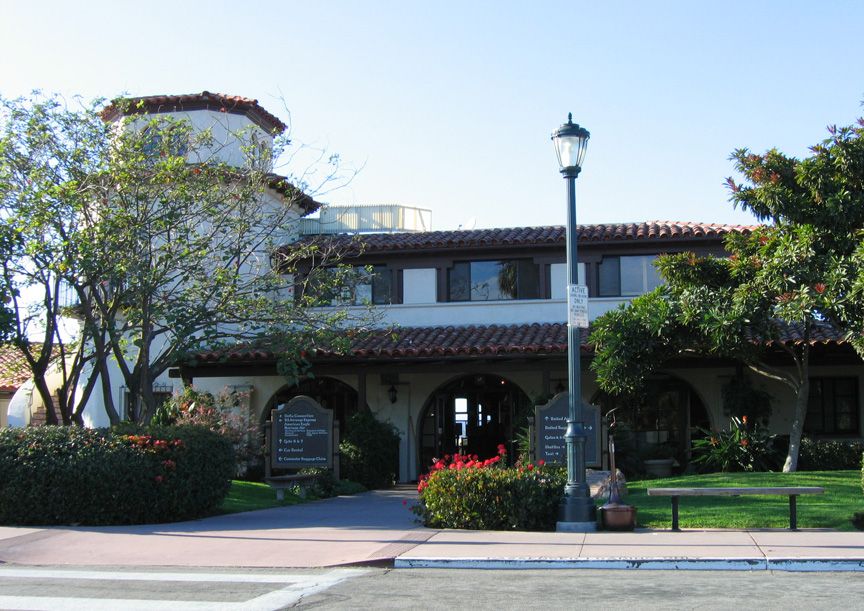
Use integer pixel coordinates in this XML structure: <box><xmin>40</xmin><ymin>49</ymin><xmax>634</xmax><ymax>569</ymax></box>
<box><xmin>646</xmin><ymin>486</ymin><xmax>824</xmax><ymax>531</ymax></box>
<box><xmin>648</xmin><ymin>487</ymin><xmax>824</xmax><ymax>497</ymax></box>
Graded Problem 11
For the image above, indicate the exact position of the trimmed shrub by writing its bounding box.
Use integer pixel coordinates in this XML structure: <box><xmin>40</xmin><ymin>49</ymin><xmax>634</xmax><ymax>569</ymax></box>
<box><xmin>0</xmin><ymin>425</ymin><xmax>233</xmax><ymax>526</ymax></box>
<box><xmin>414</xmin><ymin>451</ymin><xmax>566</xmax><ymax>531</ymax></box>
<box><xmin>339</xmin><ymin>410</ymin><xmax>400</xmax><ymax>489</ymax></box>
<box><xmin>797</xmin><ymin>438</ymin><xmax>864</xmax><ymax>471</ymax></box>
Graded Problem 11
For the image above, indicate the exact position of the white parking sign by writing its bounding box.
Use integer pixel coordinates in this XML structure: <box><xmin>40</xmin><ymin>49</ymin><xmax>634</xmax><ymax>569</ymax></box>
<box><xmin>567</xmin><ymin>284</ymin><xmax>589</xmax><ymax>328</ymax></box>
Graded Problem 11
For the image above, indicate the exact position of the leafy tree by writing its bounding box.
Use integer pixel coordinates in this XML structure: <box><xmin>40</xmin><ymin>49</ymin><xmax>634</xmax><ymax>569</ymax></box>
<box><xmin>0</xmin><ymin>92</ymin><xmax>368</xmax><ymax>425</ymax></box>
<box><xmin>591</xmin><ymin>110</ymin><xmax>864</xmax><ymax>472</ymax></box>
<box><xmin>0</xmin><ymin>94</ymin><xmax>107</xmax><ymax>424</ymax></box>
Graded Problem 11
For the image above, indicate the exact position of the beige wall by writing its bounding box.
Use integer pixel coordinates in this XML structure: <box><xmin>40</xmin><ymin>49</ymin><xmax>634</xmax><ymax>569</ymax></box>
<box><xmin>0</xmin><ymin>394</ymin><xmax>10</xmax><ymax>428</ymax></box>
<box><xmin>186</xmin><ymin>357</ymin><xmax>864</xmax><ymax>483</ymax></box>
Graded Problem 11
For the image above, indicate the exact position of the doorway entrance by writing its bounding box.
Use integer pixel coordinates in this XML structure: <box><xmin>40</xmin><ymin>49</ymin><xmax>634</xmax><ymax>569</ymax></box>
<box><xmin>417</xmin><ymin>374</ymin><xmax>530</xmax><ymax>475</ymax></box>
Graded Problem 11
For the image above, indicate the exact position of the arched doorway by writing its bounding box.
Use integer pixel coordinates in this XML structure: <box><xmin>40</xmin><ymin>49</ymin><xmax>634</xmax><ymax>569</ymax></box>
<box><xmin>417</xmin><ymin>374</ymin><xmax>531</xmax><ymax>475</ymax></box>
<box><xmin>593</xmin><ymin>375</ymin><xmax>710</xmax><ymax>473</ymax></box>
<box><xmin>265</xmin><ymin>377</ymin><xmax>360</xmax><ymax>434</ymax></box>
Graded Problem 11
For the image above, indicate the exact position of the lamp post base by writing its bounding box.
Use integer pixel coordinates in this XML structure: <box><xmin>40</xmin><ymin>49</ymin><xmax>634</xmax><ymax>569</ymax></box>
<box><xmin>556</xmin><ymin>495</ymin><xmax>597</xmax><ymax>532</ymax></box>
<box><xmin>556</xmin><ymin>520</ymin><xmax>597</xmax><ymax>532</ymax></box>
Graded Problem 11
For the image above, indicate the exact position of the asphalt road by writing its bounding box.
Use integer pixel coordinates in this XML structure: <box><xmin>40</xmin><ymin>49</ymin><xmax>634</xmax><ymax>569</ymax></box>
<box><xmin>1</xmin><ymin>566</ymin><xmax>863</xmax><ymax>610</ymax></box>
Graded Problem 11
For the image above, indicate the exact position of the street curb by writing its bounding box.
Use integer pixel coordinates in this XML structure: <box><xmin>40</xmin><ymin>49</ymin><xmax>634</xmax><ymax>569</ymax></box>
<box><xmin>394</xmin><ymin>557</ymin><xmax>864</xmax><ymax>572</ymax></box>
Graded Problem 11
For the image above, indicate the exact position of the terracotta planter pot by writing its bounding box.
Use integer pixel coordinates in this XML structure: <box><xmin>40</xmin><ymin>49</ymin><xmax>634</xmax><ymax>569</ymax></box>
<box><xmin>600</xmin><ymin>503</ymin><xmax>637</xmax><ymax>531</ymax></box>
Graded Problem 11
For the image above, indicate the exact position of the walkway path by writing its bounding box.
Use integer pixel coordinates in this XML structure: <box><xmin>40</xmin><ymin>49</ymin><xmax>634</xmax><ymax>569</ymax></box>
<box><xmin>1</xmin><ymin>488</ymin><xmax>862</xmax><ymax>571</ymax></box>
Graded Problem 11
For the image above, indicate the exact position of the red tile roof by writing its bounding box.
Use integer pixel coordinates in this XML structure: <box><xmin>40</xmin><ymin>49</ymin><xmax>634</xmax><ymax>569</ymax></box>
<box><xmin>343</xmin><ymin>323</ymin><xmax>581</xmax><ymax>358</ymax></box>
<box><xmin>296</xmin><ymin>221</ymin><xmax>757</xmax><ymax>255</ymax></box>
<box><xmin>754</xmin><ymin>320</ymin><xmax>853</xmax><ymax>346</ymax></box>
<box><xmin>191</xmin><ymin>323</ymin><xmax>579</xmax><ymax>364</ymax></box>
<box><xmin>101</xmin><ymin>91</ymin><xmax>287</xmax><ymax>134</ymax></box>
<box><xmin>0</xmin><ymin>345</ymin><xmax>32</xmax><ymax>392</ymax></box>
<box><xmin>188</xmin><ymin>318</ymin><xmax>850</xmax><ymax>366</ymax></box>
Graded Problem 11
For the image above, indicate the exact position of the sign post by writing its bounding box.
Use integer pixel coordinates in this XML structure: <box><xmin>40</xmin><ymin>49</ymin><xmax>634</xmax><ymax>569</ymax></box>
<box><xmin>270</xmin><ymin>396</ymin><xmax>333</xmax><ymax>470</ymax></box>
<box><xmin>535</xmin><ymin>393</ymin><xmax>600</xmax><ymax>467</ymax></box>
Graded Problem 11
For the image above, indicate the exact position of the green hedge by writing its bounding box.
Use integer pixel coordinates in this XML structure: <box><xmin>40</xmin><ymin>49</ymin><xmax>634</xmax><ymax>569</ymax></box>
<box><xmin>798</xmin><ymin>438</ymin><xmax>864</xmax><ymax>471</ymax></box>
<box><xmin>339</xmin><ymin>410</ymin><xmax>400</xmax><ymax>489</ymax></box>
<box><xmin>0</xmin><ymin>425</ymin><xmax>234</xmax><ymax>525</ymax></box>
<box><xmin>415</xmin><ymin>464</ymin><xmax>566</xmax><ymax>531</ymax></box>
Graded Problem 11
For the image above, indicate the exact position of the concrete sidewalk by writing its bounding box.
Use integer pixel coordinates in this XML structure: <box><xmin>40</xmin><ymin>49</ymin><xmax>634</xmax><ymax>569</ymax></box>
<box><xmin>396</xmin><ymin>528</ymin><xmax>864</xmax><ymax>571</ymax></box>
<box><xmin>0</xmin><ymin>488</ymin><xmax>862</xmax><ymax>571</ymax></box>
<box><xmin>0</xmin><ymin>489</ymin><xmax>430</xmax><ymax>569</ymax></box>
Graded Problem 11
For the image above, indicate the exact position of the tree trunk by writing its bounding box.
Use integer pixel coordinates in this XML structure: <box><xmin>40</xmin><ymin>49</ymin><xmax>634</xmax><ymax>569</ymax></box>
<box><xmin>782</xmin><ymin>377</ymin><xmax>809</xmax><ymax>472</ymax></box>
<box><xmin>99</xmin><ymin>365</ymin><xmax>120</xmax><ymax>425</ymax></box>
<box><xmin>782</xmin><ymin>336</ymin><xmax>811</xmax><ymax>473</ymax></box>
<box><xmin>31</xmin><ymin>375</ymin><xmax>59</xmax><ymax>425</ymax></box>
<box><xmin>140</xmin><ymin>379</ymin><xmax>157</xmax><ymax>425</ymax></box>
<box><xmin>95</xmin><ymin>341</ymin><xmax>121</xmax><ymax>426</ymax></box>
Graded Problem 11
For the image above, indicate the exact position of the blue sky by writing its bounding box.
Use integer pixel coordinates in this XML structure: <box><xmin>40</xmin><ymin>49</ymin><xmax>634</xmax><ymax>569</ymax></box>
<box><xmin>2</xmin><ymin>1</ymin><xmax>863</xmax><ymax>230</ymax></box>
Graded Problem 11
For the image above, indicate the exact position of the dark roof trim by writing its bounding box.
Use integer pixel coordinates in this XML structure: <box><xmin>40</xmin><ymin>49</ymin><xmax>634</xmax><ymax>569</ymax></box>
<box><xmin>266</xmin><ymin>174</ymin><xmax>321</xmax><ymax>216</ymax></box>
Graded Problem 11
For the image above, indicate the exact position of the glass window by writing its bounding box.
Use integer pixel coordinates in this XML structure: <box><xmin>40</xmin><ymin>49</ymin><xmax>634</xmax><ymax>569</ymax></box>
<box><xmin>448</xmin><ymin>262</ymin><xmax>470</xmax><ymax>301</ymax></box>
<box><xmin>516</xmin><ymin>259</ymin><xmax>540</xmax><ymax>299</ymax></box>
<box><xmin>447</xmin><ymin>259</ymin><xmax>540</xmax><ymax>301</ymax></box>
<box><xmin>310</xmin><ymin>265</ymin><xmax>394</xmax><ymax>306</ymax></box>
<box><xmin>598</xmin><ymin>255</ymin><xmax>662</xmax><ymax>297</ymax></box>
<box><xmin>353</xmin><ymin>265</ymin><xmax>393</xmax><ymax>305</ymax></box>
<box><xmin>598</xmin><ymin>256</ymin><xmax>620</xmax><ymax>297</ymax></box>
<box><xmin>352</xmin><ymin>265</ymin><xmax>393</xmax><ymax>305</ymax></box>
<box><xmin>471</xmin><ymin>260</ymin><xmax>504</xmax><ymax>300</ymax></box>
<box><xmin>805</xmin><ymin>377</ymin><xmax>860</xmax><ymax>435</ymax></box>
<box><xmin>620</xmin><ymin>256</ymin><xmax>644</xmax><ymax>296</ymax></box>
<box><xmin>646</xmin><ymin>261</ymin><xmax>663</xmax><ymax>291</ymax></box>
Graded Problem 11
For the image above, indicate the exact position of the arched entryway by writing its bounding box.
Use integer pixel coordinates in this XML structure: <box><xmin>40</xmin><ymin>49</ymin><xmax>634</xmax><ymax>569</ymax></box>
<box><xmin>593</xmin><ymin>374</ymin><xmax>711</xmax><ymax>472</ymax></box>
<box><xmin>264</xmin><ymin>377</ymin><xmax>360</xmax><ymax>434</ymax></box>
<box><xmin>417</xmin><ymin>374</ymin><xmax>531</xmax><ymax>475</ymax></box>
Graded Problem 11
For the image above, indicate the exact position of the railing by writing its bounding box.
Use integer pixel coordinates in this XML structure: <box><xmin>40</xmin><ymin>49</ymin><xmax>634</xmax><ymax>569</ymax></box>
<box><xmin>299</xmin><ymin>204</ymin><xmax>432</xmax><ymax>235</ymax></box>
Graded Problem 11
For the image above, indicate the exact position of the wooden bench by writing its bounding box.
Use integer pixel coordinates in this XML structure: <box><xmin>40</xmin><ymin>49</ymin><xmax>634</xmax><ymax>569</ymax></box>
<box><xmin>647</xmin><ymin>487</ymin><xmax>824</xmax><ymax>531</ymax></box>
<box><xmin>265</xmin><ymin>473</ymin><xmax>319</xmax><ymax>501</ymax></box>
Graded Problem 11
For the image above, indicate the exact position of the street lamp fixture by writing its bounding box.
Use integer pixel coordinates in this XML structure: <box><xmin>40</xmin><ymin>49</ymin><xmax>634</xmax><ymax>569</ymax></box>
<box><xmin>553</xmin><ymin>113</ymin><xmax>590</xmax><ymax>176</ymax></box>
<box><xmin>552</xmin><ymin>113</ymin><xmax>597</xmax><ymax>532</ymax></box>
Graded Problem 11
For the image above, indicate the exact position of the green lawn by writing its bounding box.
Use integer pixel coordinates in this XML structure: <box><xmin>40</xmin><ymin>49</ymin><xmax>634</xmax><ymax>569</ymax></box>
<box><xmin>218</xmin><ymin>480</ymin><xmax>305</xmax><ymax>514</ymax></box>
<box><xmin>218</xmin><ymin>479</ymin><xmax>368</xmax><ymax>515</ymax></box>
<box><xmin>622</xmin><ymin>471</ymin><xmax>863</xmax><ymax>531</ymax></box>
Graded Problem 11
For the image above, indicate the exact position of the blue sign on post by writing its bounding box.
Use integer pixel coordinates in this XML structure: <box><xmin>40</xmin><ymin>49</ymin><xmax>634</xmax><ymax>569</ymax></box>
<box><xmin>270</xmin><ymin>396</ymin><xmax>333</xmax><ymax>470</ymax></box>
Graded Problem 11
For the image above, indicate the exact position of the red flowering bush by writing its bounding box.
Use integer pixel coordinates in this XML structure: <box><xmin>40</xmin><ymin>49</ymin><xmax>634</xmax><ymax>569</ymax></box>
<box><xmin>413</xmin><ymin>445</ymin><xmax>566</xmax><ymax>531</ymax></box>
<box><xmin>0</xmin><ymin>425</ymin><xmax>233</xmax><ymax>525</ymax></box>
<box><xmin>153</xmin><ymin>386</ymin><xmax>257</xmax><ymax>477</ymax></box>
<box><xmin>691</xmin><ymin>416</ymin><xmax>780</xmax><ymax>472</ymax></box>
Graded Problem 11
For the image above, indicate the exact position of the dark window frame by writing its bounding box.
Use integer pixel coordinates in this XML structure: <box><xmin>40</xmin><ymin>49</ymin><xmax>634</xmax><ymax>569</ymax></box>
<box><xmin>805</xmin><ymin>376</ymin><xmax>860</xmax><ymax>436</ymax></box>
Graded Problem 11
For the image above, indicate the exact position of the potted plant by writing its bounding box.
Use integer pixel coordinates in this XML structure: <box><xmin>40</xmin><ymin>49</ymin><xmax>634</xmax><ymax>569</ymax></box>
<box><xmin>641</xmin><ymin>443</ymin><xmax>677</xmax><ymax>478</ymax></box>
<box><xmin>599</xmin><ymin>409</ymin><xmax>637</xmax><ymax>531</ymax></box>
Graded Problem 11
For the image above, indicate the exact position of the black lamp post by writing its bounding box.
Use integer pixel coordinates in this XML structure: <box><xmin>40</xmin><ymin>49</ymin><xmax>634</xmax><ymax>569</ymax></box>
<box><xmin>552</xmin><ymin>113</ymin><xmax>597</xmax><ymax>531</ymax></box>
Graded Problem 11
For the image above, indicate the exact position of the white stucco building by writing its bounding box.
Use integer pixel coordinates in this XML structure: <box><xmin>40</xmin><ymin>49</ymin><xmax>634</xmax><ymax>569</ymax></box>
<box><xmin>5</xmin><ymin>92</ymin><xmax>862</xmax><ymax>482</ymax></box>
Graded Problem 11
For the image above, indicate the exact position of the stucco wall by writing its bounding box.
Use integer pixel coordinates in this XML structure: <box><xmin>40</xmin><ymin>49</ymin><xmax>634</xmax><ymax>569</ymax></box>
<box><xmin>0</xmin><ymin>395</ymin><xmax>9</xmax><ymax>427</ymax></box>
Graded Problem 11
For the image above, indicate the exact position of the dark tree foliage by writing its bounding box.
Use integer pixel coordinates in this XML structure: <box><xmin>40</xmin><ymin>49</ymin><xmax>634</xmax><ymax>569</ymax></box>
<box><xmin>591</xmin><ymin>108</ymin><xmax>864</xmax><ymax>472</ymax></box>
